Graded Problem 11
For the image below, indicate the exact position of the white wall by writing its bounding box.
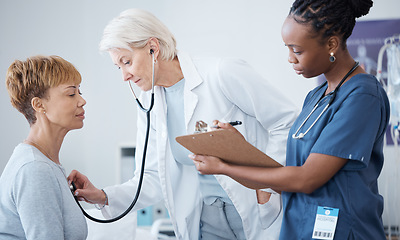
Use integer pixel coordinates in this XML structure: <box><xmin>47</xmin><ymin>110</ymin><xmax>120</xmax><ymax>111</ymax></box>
<box><xmin>0</xmin><ymin>0</ymin><xmax>399</xmax><ymax>206</ymax></box>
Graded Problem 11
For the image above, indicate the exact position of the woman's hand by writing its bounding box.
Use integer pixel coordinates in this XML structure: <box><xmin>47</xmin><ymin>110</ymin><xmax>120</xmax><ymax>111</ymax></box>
<box><xmin>190</xmin><ymin>154</ymin><xmax>228</xmax><ymax>175</ymax></box>
<box><xmin>256</xmin><ymin>189</ymin><xmax>272</xmax><ymax>204</ymax></box>
<box><xmin>67</xmin><ymin>170</ymin><xmax>107</xmax><ymax>205</ymax></box>
<box><xmin>211</xmin><ymin>120</ymin><xmax>245</xmax><ymax>140</ymax></box>
<box><xmin>190</xmin><ymin>120</ymin><xmax>244</xmax><ymax>175</ymax></box>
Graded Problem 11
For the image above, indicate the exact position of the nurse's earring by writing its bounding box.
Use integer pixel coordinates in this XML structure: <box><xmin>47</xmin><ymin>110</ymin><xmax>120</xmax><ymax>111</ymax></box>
<box><xmin>329</xmin><ymin>52</ymin><xmax>336</xmax><ymax>62</ymax></box>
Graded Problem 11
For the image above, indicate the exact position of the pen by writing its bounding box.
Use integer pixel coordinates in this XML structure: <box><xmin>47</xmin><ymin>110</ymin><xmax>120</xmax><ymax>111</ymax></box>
<box><xmin>212</xmin><ymin>121</ymin><xmax>242</xmax><ymax>128</ymax></box>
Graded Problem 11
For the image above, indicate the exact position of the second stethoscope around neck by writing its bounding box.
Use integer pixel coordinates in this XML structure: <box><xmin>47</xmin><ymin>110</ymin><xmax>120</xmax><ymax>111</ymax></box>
<box><xmin>292</xmin><ymin>61</ymin><xmax>360</xmax><ymax>139</ymax></box>
<box><xmin>71</xmin><ymin>49</ymin><xmax>156</xmax><ymax>223</ymax></box>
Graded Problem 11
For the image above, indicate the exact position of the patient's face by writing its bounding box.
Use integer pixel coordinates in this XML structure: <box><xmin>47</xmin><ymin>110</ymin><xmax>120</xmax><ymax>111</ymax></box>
<box><xmin>42</xmin><ymin>83</ymin><xmax>86</xmax><ymax>131</ymax></box>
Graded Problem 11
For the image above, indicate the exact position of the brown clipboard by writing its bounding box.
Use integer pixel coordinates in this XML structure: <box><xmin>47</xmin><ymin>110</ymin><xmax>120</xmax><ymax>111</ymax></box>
<box><xmin>175</xmin><ymin>129</ymin><xmax>282</xmax><ymax>168</ymax></box>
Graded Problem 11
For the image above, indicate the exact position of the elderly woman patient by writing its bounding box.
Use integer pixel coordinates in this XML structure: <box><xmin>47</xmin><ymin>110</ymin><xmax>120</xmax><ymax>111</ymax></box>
<box><xmin>0</xmin><ymin>55</ymin><xmax>87</xmax><ymax>239</ymax></box>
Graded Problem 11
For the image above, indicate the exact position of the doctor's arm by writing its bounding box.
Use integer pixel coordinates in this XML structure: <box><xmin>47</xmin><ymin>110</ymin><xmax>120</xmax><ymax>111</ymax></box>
<box><xmin>217</xmin><ymin>59</ymin><xmax>298</xmax><ymax>167</ymax></box>
<box><xmin>217</xmin><ymin>59</ymin><xmax>297</xmax><ymax>203</ymax></box>
<box><xmin>67</xmin><ymin>170</ymin><xmax>106</xmax><ymax>205</ymax></box>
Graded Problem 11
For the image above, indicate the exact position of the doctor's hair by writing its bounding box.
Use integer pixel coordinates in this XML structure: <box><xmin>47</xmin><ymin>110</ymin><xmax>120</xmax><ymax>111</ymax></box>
<box><xmin>5</xmin><ymin>55</ymin><xmax>81</xmax><ymax>125</ymax></box>
<box><xmin>99</xmin><ymin>8</ymin><xmax>177</xmax><ymax>61</ymax></box>
<box><xmin>289</xmin><ymin>0</ymin><xmax>373</xmax><ymax>48</ymax></box>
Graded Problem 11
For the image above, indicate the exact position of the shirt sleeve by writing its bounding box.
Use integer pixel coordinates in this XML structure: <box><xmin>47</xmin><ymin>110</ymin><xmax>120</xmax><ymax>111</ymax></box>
<box><xmin>13</xmin><ymin>161</ymin><xmax>64</xmax><ymax>240</ymax></box>
<box><xmin>311</xmin><ymin>92</ymin><xmax>382</xmax><ymax>169</ymax></box>
<box><xmin>216</xmin><ymin>58</ymin><xmax>298</xmax><ymax>165</ymax></box>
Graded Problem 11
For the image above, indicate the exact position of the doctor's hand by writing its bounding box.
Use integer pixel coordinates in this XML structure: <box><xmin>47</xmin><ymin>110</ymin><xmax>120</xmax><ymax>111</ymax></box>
<box><xmin>68</xmin><ymin>170</ymin><xmax>107</xmax><ymax>205</ymax></box>
<box><xmin>189</xmin><ymin>154</ymin><xmax>229</xmax><ymax>175</ymax></box>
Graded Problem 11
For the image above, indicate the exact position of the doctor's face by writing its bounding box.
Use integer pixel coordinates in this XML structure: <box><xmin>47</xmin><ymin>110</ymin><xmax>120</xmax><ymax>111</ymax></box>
<box><xmin>109</xmin><ymin>47</ymin><xmax>154</xmax><ymax>91</ymax></box>
<box><xmin>281</xmin><ymin>16</ymin><xmax>331</xmax><ymax>79</ymax></box>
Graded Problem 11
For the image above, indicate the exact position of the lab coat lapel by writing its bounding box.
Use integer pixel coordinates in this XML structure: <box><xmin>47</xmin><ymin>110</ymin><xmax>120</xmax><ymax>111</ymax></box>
<box><xmin>178</xmin><ymin>52</ymin><xmax>202</xmax><ymax>133</ymax></box>
<box><xmin>153</xmin><ymin>78</ymin><xmax>201</xmax><ymax>239</ymax></box>
<box><xmin>153</xmin><ymin>85</ymin><xmax>169</xmax><ymax>173</ymax></box>
<box><xmin>153</xmin><ymin>86</ymin><xmax>176</xmax><ymax>215</ymax></box>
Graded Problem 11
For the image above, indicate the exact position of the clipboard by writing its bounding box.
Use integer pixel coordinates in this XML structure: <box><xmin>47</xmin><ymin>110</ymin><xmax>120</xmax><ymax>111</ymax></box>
<box><xmin>175</xmin><ymin>129</ymin><xmax>282</xmax><ymax>168</ymax></box>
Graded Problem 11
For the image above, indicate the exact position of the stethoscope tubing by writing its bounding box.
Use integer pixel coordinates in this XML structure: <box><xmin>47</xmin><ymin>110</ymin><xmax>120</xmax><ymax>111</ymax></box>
<box><xmin>73</xmin><ymin>52</ymin><xmax>156</xmax><ymax>223</ymax></box>
<box><xmin>292</xmin><ymin>62</ymin><xmax>360</xmax><ymax>139</ymax></box>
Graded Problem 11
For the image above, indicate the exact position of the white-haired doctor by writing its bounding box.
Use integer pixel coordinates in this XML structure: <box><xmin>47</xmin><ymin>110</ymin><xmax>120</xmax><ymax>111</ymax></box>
<box><xmin>68</xmin><ymin>8</ymin><xmax>298</xmax><ymax>240</ymax></box>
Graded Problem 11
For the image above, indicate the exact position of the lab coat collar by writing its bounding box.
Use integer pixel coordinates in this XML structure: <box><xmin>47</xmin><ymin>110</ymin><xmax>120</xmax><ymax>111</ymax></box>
<box><xmin>177</xmin><ymin>51</ymin><xmax>202</xmax><ymax>132</ymax></box>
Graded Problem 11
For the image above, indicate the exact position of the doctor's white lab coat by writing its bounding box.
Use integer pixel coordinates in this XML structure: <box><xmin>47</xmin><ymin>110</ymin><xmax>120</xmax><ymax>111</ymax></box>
<box><xmin>102</xmin><ymin>52</ymin><xmax>298</xmax><ymax>240</ymax></box>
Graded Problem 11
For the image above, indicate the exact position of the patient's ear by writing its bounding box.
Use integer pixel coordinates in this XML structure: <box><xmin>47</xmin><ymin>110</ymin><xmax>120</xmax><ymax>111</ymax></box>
<box><xmin>31</xmin><ymin>97</ymin><xmax>45</xmax><ymax>114</ymax></box>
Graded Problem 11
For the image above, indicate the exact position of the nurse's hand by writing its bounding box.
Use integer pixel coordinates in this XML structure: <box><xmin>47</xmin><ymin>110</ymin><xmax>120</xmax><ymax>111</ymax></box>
<box><xmin>190</xmin><ymin>120</ymin><xmax>243</xmax><ymax>175</ymax></box>
<box><xmin>211</xmin><ymin>120</ymin><xmax>245</xmax><ymax>140</ymax></box>
<box><xmin>190</xmin><ymin>154</ymin><xmax>228</xmax><ymax>175</ymax></box>
<box><xmin>68</xmin><ymin>170</ymin><xmax>107</xmax><ymax>205</ymax></box>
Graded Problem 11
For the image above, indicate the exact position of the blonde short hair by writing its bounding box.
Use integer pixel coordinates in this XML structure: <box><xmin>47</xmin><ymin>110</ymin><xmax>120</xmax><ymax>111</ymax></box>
<box><xmin>99</xmin><ymin>8</ymin><xmax>177</xmax><ymax>61</ymax></box>
<box><xmin>5</xmin><ymin>55</ymin><xmax>81</xmax><ymax>125</ymax></box>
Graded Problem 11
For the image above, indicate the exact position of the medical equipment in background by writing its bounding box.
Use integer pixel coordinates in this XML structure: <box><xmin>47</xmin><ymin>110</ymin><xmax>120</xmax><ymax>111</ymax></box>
<box><xmin>71</xmin><ymin>49</ymin><xmax>156</xmax><ymax>223</ymax></box>
<box><xmin>377</xmin><ymin>34</ymin><xmax>400</xmax><ymax>239</ymax></box>
<box><xmin>292</xmin><ymin>62</ymin><xmax>359</xmax><ymax>139</ymax></box>
<box><xmin>377</xmin><ymin>34</ymin><xmax>400</xmax><ymax>127</ymax></box>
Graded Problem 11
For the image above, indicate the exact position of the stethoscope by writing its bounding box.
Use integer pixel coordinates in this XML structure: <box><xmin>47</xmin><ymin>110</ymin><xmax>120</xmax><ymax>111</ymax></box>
<box><xmin>71</xmin><ymin>49</ymin><xmax>156</xmax><ymax>223</ymax></box>
<box><xmin>292</xmin><ymin>61</ymin><xmax>360</xmax><ymax>139</ymax></box>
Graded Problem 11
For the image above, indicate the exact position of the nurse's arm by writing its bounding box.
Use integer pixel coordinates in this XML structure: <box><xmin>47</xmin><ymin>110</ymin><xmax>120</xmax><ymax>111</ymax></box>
<box><xmin>192</xmin><ymin>153</ymin><xmax>348</xmax><ymax>194</ymax></box>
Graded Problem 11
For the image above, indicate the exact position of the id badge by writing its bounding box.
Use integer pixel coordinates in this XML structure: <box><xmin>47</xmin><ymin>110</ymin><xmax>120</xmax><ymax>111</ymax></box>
<box><xmin>312</xmin><ymin>206</ymin><xmax>339</xmax><ymax>239</ymax></box>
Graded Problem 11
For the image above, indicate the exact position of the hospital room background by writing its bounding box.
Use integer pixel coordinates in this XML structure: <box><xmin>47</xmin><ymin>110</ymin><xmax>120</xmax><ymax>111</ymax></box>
<box><xmin>1</xmin><ymin>0</ymin><xmax>399</xmax><ymax>239</ymax></box>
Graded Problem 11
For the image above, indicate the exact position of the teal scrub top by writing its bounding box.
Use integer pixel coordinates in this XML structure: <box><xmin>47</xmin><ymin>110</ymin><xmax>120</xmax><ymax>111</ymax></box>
<box><xmin>280</xmin><ymin>74</ymin><xmax>389</xmax><ymax>240</ymax></box>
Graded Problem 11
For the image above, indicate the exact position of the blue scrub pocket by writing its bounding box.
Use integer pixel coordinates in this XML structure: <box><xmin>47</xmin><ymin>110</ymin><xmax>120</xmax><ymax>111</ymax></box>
<box><xmin>302</xmin><ymin>203</ymin><xmax>353</xmax><ymax>239</ymax></box>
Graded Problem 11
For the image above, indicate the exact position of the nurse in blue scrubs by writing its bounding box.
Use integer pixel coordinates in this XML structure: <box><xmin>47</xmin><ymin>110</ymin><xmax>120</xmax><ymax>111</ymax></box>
<box><xmin>191</xmin><ymin>0</ymin><xmax>390</xmax><ymax>239</ymax></box>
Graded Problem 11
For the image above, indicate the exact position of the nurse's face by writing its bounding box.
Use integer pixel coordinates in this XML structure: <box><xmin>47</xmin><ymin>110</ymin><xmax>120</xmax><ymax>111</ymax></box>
<box><xmin>109</xmin><ymin>47</ymin><xmax>154</xmax><ymax>91</ymax></box>
<box><xmin>281</xmin><ymin>16</ymin><xmax>331</xmax><ymax>79</ymax></box>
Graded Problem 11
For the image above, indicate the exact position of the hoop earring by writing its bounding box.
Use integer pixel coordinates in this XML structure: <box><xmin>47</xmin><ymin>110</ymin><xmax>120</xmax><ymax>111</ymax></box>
<box><xmin>329</xmin><ymin>52</ymin><xmax>336</xmax><ymax>62</ymax></box>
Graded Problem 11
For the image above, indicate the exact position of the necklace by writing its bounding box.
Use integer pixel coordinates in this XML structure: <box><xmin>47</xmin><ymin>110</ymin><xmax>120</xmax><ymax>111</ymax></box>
<box><xmin>24</xmin><ymin>139</ymin><xmax>56</xmax><ymax>163</ymax></box>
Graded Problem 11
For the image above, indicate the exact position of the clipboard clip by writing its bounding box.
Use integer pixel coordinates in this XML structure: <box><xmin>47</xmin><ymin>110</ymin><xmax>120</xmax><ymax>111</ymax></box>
<box><xmin>194</xmin><ymin>120</ymin><xmax>242</xmax><ymax>133</ymax></box>
<box><xmin>195</xmin><ymin>120</ymin><xmax>211</xmax><ymax>133</ymax></box>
